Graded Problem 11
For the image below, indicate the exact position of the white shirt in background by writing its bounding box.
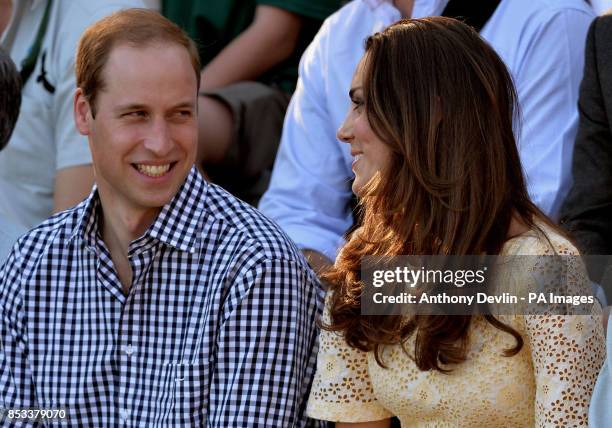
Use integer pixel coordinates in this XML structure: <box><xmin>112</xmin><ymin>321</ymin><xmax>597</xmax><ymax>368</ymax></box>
<box><xmin>591</xmin><ymin>0</ymin><xmax>612</xmax><ymax>14</ymax></box>
<box><xmin>0</xmin><ymin>0</ymin><xmax>143</xmax><ymax>229</ymax></box>
<box><xmin>259</xmin><ymin>0</ymin><xmax>595</xmax><ymax>260</ymax></box>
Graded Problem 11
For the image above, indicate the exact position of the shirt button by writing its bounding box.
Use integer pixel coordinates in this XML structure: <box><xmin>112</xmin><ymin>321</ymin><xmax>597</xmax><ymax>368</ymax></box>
<box><xmin>125</xmin><ymin>345</ymin><xmax>134</xmax><ymax>356</ymax></box>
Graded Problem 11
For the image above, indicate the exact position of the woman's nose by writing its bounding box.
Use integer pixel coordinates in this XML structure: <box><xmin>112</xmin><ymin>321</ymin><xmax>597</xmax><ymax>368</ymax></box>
<box><xmin>337</xmin><ymin>120</ymin><xmax>353</xmax><ymax>144</ymax></box>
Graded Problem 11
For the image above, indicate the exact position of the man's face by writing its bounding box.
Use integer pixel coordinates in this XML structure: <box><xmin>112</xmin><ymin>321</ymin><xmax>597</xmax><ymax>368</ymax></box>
<box><xmin>75</xmin><ymin>42</ymin><xmax>198</xmax><ymax>220</ymax></box>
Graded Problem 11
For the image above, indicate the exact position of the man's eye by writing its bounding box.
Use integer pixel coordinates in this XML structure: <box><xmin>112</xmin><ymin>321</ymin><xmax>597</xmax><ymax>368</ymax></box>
<box><xmin>124</xmin><ymin>111</ymin><xmax>146</xmax><ymax>118</ymax></box>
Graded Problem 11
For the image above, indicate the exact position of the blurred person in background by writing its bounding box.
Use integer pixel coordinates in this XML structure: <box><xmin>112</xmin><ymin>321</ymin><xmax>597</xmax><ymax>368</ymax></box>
<box><xmin>259</xmin><ymin>0</ymin><xmax>594</xmax><ymax>274</ymax></box>
<box><xmin>0</xmin><ymin>0</ymin><xmax>142</xmax><ymax>230</ymax></box>
<box><xmin>163</xmin><ymin>0</ymin><xmax>343</xmax><ymax>205</ymax></box>
<box><xmin>0</xmin><ymin>47</ymin><xmax>23</xmax><ymax>261</ymax></box>
<box><xmin>560</xmin><ymin>13</ymin><xmax>612</xmax><ymax>278</ymax></box>
<box><xmin>557</xmin><ymin>13</ymin><xmax>612</xmax><ymax>427</ymax></box>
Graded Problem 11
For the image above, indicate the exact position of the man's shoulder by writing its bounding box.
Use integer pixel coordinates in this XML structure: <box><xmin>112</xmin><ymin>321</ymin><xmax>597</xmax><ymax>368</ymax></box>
<box><xmin>204</xmin><ymin>184</ymin><xmax>307</xmax><ymax>264</ymax></box>
<box><xmin>502</xmin><ymin>0</ymin><xmax>593</xmax><ymax>20</ymax></box>
<box><xmin>7</xmin><ymin>204</ymin><xmax>84</xmax><ymax>268</ymax></box>
<box><xmin>0</xmin><ymin>217</ymin><xmax>25</xmax><ymax>263</ymax></box>
<box><xmin>487</xmin><ymin>0</ymin><xmax>594</xmax><ymax>62</ymax></box>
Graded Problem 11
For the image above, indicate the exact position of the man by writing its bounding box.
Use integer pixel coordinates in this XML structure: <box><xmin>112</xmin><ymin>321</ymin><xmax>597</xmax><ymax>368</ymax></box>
<box><xmin>0</xmin><ymin>47</ymin><xmax>23</xmax><ymax>261</ymax></box>
<box><xmin>0</xmin><ymin>9</ymin><xmax>320</xmax><ymax>426</ymax></box>
<box><xmin>259</xmin><ymin>0</ymin><xmax>595</xmax><ymax>272</ymax></box>
<box><xmin>0</xmin><ymin>0</ymin><xmax>142</xmax><ymax>230</ymax></box>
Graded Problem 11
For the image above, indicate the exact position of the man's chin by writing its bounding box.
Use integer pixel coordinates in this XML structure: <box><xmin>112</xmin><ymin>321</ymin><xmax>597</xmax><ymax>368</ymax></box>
<box><xmin>137</xmin><ymin>192</ymin><xmax>178</xmax><ymax>210</ymax></box>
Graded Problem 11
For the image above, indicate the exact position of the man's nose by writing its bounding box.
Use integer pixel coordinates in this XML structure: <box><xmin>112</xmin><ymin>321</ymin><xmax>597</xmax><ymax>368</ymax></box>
<box><xmin>144</xmin><ymin>118</ymin><xmax>172</xmax><ymax>156</ymax></box>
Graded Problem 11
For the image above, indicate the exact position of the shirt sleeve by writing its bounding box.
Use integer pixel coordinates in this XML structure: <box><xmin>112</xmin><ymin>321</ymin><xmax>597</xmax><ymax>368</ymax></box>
<box><xmin>523</xmin><ymin>250</ymin><xmax>606</xmax><ymax>427</ymax></box>
<box><xmin>206</xmin><ymin>258</ymin><xmax>321</xmax><ymax>427</ymax></box>
<box><xmin>306</xmin><ymin>293</ymin><xmax>393</xmax><ymax>423</ymax></box>
<box><xmin>0</xmin><ymin>247</ymin><xmax>38</xmax><ymax>427</ymax></box>
<box><xmin>52</xmin><ymin>54</ymin><xmax>92</xmax><ymax>171</ymax></box>
<box><xmin>258</xmin><ymin>18</ymin><xmax>354</xmax><ymax>261</ymax></box>
<box><xmin>514</xmin><ymin>7</ymin><xmax>594</xmax><ymax>219</ymax></box>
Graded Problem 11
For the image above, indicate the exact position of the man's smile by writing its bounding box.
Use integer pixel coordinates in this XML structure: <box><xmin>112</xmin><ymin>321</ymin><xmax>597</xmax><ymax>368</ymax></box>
<box><xmin>133</xmin><ymin>162</ymin><xmax>177</xmax><ymax>178</ymax></box>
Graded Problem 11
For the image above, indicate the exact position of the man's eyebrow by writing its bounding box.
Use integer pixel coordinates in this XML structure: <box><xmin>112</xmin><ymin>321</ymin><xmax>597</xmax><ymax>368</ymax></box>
<box><xmin>349</xmin><ymin>87</ymin><xmax>363</xmax><ymax>98</ymax></box>
<box><xmin>115</xmin><ymin>101</ymin><xmax>196</xmax><ymax>112</ymax></box>
<box><xmin>170</xmin><ymin>101</ymin><xmax>196</xmax><ymax>110</ymax></box>
<box><xmin>116</xmin><ymin>103</ymin><xmax>148</xmax><ymax>112</ymax></box>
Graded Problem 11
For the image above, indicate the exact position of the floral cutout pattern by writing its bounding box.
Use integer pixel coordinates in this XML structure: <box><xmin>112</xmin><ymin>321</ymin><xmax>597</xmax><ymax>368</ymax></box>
<box><xmin>307</xmin><ymin>225</ymin><xmax>606</xmax><ymax>427</ymax></box>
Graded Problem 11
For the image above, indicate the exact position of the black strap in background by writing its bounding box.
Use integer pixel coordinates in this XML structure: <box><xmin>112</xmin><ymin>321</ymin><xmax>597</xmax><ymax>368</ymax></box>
<box><xmin>20</xmin><ymin>0</ymin><xmax>53</xmax><ymax>86</ymax></box>
<box><xmin>441</xmin><ymin>0</ymin><xmax>502</xmax><ymax>33</ymax></box>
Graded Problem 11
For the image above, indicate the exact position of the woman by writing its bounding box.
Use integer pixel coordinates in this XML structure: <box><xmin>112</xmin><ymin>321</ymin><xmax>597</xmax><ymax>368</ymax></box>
<box><xmin>306</xmin><ymin>17</ymin><xmax>605</xmax><ymax>427</ymax></box>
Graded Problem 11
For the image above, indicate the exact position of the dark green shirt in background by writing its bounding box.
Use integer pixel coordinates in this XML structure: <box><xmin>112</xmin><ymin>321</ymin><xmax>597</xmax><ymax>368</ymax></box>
<box><xmin>162</xmin><ymin>0</ymin><xmax>344</xmax><ymax>93</ymax></box>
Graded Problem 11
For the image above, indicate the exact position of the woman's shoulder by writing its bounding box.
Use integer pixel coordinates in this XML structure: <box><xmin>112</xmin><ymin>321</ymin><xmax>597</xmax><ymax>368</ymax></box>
<box><xmin>502</xmin><ymin>222</ymin><xmax>579</xmax><ymax>257</ymax></box>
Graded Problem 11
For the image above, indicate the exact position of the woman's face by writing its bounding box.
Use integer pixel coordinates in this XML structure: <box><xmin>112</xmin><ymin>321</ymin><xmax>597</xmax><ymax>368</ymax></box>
<box><xmin>338</xmin><ymin>57</ymin><xmax>393</xmax><ymax>195</ymax></box>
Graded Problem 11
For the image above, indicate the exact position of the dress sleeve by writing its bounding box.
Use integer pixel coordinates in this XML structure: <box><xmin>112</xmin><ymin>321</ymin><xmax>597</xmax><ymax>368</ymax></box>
<box><xmin>523</xmin><ymin>246</ymin><xmax>606</xmax><ymax>427</ymax></box>
<box><xmin>306</xmin><ymin>294</ymin><xmax>393</xmax><ymax>423</ymax></box>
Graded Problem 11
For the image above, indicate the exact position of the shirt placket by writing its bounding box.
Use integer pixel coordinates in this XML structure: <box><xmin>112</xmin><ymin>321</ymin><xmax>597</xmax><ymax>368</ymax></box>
<box><xmin>87</xmin><ymin>242</ymin><xmax>127</xmax><ymax>426</ymax></box>
<box><xmin>116</xmin><ymin>242</ymin><xmax>155</xmax><ymax>426</ymax></box>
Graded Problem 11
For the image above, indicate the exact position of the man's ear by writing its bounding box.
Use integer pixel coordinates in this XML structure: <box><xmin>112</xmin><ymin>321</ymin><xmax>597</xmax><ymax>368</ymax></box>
<box><xmin>74</xmin><ymin>88</ymin><xmax>92</xmax><ymax>136</ymax></box>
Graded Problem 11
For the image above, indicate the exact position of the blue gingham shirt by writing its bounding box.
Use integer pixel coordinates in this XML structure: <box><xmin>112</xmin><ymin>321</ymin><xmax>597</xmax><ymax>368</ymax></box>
<box><xmin>0</xmin><ymin>168</ymin><xmax>322</xmax><ymax>427</ymax></box>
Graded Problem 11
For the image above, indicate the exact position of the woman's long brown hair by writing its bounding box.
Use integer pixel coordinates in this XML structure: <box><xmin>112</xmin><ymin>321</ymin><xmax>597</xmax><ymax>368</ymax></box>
<box><xmin>323</xmin><ymin>17</ymin><xmax>562</xmax><ymax>372</ymax></box>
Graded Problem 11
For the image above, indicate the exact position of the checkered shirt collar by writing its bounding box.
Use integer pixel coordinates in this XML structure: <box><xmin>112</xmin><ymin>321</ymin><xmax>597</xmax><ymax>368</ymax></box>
<box><xmin>70</xmin><ymin>166</ymin><xmax>207</xmax><ymax>253</ymax></box>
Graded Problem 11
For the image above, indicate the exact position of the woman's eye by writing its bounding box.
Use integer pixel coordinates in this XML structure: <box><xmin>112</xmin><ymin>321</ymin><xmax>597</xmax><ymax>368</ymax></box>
<box><xmin>351</xmin><ymin>99</ymin><xmax>364</xmax><ymax>110</ymax></box>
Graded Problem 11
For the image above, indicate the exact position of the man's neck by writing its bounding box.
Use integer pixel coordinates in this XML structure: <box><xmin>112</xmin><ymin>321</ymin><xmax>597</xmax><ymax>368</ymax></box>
<box><xmin>101</xmin><ymin>206</ymin><xmax>158</xmax><ymax>250</ymax></box>
<box><xmin>0</xmin><ymin>0</ymin><xmax>12</xmax><ymax>36</ymax></box>
<box><xmin>393</xmin><ymin>0</ymin><xmax>415</xmax><ymax>18</ymax></box>
<box><xmin>98</xmin><ymin>192</ymin><xmax>160</xmax><ymax>294</ymax></box>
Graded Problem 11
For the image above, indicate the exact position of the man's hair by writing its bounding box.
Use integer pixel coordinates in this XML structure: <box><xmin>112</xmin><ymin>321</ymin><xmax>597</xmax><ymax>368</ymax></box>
<box><xmin>75</xmin><ymin>8</ymin><xmax>201</xmax><ymax>117</ymax></box>
<box><xmin>0</xmin><ymin>48</ymin><xmax>22</xmax><ymax>151</ymax></box>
